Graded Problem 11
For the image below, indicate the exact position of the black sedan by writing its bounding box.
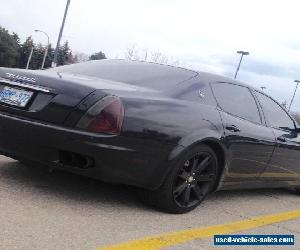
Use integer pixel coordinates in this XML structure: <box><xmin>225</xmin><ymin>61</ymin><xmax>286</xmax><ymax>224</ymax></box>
<box><xmin>0</xmin><ymin>59</ymin><xmax>299</xmax><ymax>213</ymax></box>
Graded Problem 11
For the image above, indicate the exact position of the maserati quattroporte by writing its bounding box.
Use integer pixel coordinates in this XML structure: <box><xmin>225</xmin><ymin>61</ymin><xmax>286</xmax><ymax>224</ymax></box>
<box><xmin>0</xmin><ymin>59</ymin><xmax>299</xmax><ymax>213</ymax></box>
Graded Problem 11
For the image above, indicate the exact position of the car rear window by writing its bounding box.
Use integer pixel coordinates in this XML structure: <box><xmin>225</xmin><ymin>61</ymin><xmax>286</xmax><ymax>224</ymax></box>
<box><xmin>49</xmin><ymin>60</ymin><xmax>197</xmax><ymax>90</ymax></box>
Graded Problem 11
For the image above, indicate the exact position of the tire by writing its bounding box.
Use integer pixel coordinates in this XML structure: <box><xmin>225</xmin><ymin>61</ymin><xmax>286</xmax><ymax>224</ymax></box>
<box><xmin>293</xmin><ymin>188</ymin><xmax>300</xmax><ymax>194</ymax></box>
<box><xmin>144</xmin><ymin>144</ymin><xmax>219</xmax><ymax>214</ymax></box>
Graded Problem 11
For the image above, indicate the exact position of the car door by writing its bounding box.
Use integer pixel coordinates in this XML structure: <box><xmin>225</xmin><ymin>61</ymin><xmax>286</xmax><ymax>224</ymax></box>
<box><xmin>211</xmin><ymin>82</ymin><xmax>276</xmax><ymax>181</ymax></box>
<box><xmin>254</xmin><ymin>90</ymin><xmax>300</xmax><ymax>180</ymax></box>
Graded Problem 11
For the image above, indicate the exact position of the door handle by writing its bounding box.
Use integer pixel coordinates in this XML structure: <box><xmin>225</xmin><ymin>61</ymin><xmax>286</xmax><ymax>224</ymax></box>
<box><xmin>225</xmin><ymin>125</ymin><xmax>240</xmax><ymax>132</ymax></box>
<box><xmin>277</xmin><ymin>136</ymin><xmax>287</xmax><ymax>142</ymax></box>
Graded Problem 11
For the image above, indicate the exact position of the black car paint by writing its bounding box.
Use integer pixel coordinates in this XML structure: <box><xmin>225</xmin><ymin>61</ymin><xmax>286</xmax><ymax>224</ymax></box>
<box><xmin>218</xmin><ymin>110</ymin><xmax>276</xmax><ymax>180</ymax></box>
<box><xmin>0</xmin><ymin>60</ymin><xmax>299</xmax><ymax>192</ymax></box>
<box><xmin>265</xmin><ymin>129</ymin><xmax>300</xmax><ymax>180</ymax></box>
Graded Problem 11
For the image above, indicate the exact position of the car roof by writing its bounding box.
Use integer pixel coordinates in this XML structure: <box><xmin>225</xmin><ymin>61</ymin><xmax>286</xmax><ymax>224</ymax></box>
<box><xmin>56</xmin><ymin>59</ymin><xmax>259</xmax><ymax>93</ymax></box>
<box><xmin>115</xmin><ymin>59</ymin><xmax>256</xmax><ymax>91</ymax></box>
<box><xmin>196</xmin><ymin>71</ymin><xmax>254</xmax><ymax>89</ymax></box>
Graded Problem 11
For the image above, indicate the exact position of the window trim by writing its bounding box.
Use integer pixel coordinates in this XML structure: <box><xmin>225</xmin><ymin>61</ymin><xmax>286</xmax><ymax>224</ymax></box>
<box><xmin>252</xmin><ymin>90</ymin><xmax>296</xmax><ymax>131</ymax></box>
<box><xmin>210</xmin><ymin>81</ymin><xmax>263</xmax><ymax>125</ymax></box>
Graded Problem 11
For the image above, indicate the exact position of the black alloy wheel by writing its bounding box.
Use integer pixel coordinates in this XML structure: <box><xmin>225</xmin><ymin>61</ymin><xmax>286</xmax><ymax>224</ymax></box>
<box><xmin>173</xmin><ymin>152</ymin><xmax>217</xmax><ymax>208</ymax></box>
<box><xmin>144</xmin><ymin>145</ymin><xmax>219</xmax><ymax>214</ymax></box>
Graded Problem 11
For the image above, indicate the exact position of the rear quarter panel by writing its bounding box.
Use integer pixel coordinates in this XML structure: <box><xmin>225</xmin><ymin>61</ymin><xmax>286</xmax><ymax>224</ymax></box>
<box><xmin>109</xmin><ymin>87</ymin><xmax>224</xmax><ymax>189</ymax></box>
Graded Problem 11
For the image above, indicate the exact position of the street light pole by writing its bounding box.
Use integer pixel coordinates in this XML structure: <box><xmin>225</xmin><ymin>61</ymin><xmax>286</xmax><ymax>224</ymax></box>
<box><xmin>34</xmin><ymin>29</ymin><xmax>50</xmax><ymax>70</ymax></box>
<box><xmin>288</xmin><ymin>80</ymin><xmax>300</xmax><ymax>112</ymax></box>
<box><xmin>234</xmin><ymin>50</ymin><xmax>249</xmax><ymax>79</ymax></box>
<box><xmin>26</xmin><ymin>46</ymin><xmax>34</xmax><ymax>69</ymax></box>
<box><xmin>52</xmin><ymin>0</ymin><xmax>71</xmax><ymax>67</ymax></box>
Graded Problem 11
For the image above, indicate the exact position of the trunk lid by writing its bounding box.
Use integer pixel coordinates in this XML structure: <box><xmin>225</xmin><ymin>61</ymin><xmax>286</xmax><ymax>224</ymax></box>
<box><xmin>0</xmin><ymin>68</ymin><xmax>157</xmax><ymax>125</ymax></box>
<box><xmin>0</xmin><ymin>68</ymin><xmax>99</xmax><ymax>124</ymax></box>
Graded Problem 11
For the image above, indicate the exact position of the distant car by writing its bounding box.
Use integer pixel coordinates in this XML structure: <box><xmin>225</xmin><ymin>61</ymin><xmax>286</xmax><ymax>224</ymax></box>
<box><xmin>0</xmin><ymin>59</ymin><xmax>299</xmax><ymax>213</ymax></box>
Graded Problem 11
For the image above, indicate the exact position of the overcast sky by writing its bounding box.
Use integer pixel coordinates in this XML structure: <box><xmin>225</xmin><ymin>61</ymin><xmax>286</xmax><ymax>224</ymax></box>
<box><xmin>1</xmin><ymin>0</ymin><xmax>300</xmax><ymax>111</ymax></box>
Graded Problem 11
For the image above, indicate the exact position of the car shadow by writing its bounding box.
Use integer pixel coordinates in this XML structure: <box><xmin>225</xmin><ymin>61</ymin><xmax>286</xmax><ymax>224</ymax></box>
<box><xmin>0</xmin><ymin>157</ymin><xmax>297</xmax><ymax>213</ymax></box>
<box><xmin>0</xmin><ymin>158</ymin><xmax>154</xmax><ymax>211</ymax></box>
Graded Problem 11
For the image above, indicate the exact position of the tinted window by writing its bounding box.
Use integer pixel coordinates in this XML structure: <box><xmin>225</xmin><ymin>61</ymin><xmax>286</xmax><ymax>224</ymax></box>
<box><xmin>255</xmin><ymin>91</ymin><xmax>294</xmax><ymax>129</ymax></box>
<box><xmin>50</xmin><ymin>60</ymin><xmax>197</xmax><ymax>90</ymax></box>
<box><xmin>212</xmin><ymin>82</ymin><xmax>261</xmax><ymax>124</ymax></box>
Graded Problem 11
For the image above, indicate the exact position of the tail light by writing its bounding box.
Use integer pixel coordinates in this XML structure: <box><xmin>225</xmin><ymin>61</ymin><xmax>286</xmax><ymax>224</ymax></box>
<box><xmin>76</xmin><ymin>95</ymin><xmax>124</xmax><ymax>135</ymax></box>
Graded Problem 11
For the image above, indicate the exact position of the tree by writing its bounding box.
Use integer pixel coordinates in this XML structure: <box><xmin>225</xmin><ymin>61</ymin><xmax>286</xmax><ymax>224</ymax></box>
<box><xmin>43</xmin><ymin>44</ymin><xmax>55</xmax><ymax>69</ymax></box>
<box><xmin>124</xmin><ymin>44</ymin><xmax>181</xmax><ymax>66</ymax></box>
<box><xmin>150</xmin><ymin>52</ymin><xmax>168</xmax><ymax>64</ymax></box>
<box><xmin>17</xmin><ymin>36</ymin><xmax>34</xmax><ymax>69</ymax></box>
<box><xmin>0</xmin><ymin>25</ymin><xmax>107</xmax><ymax>69</ymax></box>
<box><xmin>0</xmin><ymin>27</ymin><xmax>19</xmax><ymax>67</ymax></box>
<box><xmin>30</xmin><ymin>43</ymin><xmax>47</xmax><ymax>70</ymax></box>
<box><xmin>57</xmin><ymin>41</ymin><xmax>75</xmax><ymax>66</ymax></box>
<box><xmin>73</xmin><ymin>52</ymin><xmax>89</xmax><ymax>63</ymax></box>
<box><xmin>17</xmin><ymin>40</ymin><xmax>76</xmax><ymax>69</ymax></box>
<box><xmin>89</xmin><ymin>51</ymin><xmax>106</xmax><ymax>60</ymax></box>
<box><xmin>281</xmin><ymin>101</ymin><xmax>288</xmax><ymax>110</ymax></box>
<box><xmin>124</xmin><ymin>44</ymin><xmax>140</xmax><ymax>60</ymax></box>
<box><xmin>57</xmin><ymin>42</ymin><xmax>66</xmax><ymax>66</ymax></box>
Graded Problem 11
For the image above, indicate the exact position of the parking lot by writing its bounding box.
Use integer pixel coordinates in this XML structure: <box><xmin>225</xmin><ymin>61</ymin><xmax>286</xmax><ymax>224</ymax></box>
<box><xmin>0</xmin><ymin>155</ymin><xmax>299</xmax><ymax>250</ymax></box>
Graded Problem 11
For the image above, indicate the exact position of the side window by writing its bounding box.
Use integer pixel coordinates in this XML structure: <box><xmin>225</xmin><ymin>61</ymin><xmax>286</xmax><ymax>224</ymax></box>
<box><xmin>212</xmin><ymin>82</ymin><xmax>261</xmax><ymax>124</ymax></box>
<box><xmin>254</xmin><ymin>91</ymin><xmax>295</xmax><ymax>129</ymax></box>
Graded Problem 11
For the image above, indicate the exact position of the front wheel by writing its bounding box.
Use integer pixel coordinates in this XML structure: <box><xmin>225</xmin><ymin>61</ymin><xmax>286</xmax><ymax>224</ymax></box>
<box><xmin>147</xmin><ymin>145</ymin><xmax>219</xmax><ymax>214</ymax></box>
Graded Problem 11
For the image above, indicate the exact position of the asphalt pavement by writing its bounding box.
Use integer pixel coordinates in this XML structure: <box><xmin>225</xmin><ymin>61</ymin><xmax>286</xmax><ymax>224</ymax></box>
<box><xmin>0</xmin><ymin>155</ymin><xmax>299</xmax><ymax>250</ymax></box>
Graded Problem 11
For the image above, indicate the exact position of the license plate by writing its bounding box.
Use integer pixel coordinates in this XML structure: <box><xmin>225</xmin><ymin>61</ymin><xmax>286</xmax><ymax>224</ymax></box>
<box><xmin>0</xmin><ymin>86</ymin><xmax>34</xmax><ymax>107</ymax></box>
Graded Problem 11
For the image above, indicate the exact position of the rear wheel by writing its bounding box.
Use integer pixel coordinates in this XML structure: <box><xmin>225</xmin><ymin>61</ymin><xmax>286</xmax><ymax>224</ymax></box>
<box><xmin>293</xmin><ymin>188</ymin><xmax>300</xmax><ymax>194</ymax></box>
<box><xmin>146</xmin><ymin>145</ymin><xmax>219</xmax><ymax>214</ymax></box>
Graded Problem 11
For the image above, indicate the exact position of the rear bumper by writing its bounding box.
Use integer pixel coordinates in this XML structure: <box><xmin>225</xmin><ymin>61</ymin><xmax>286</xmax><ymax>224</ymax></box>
<box><xmin>0</xmin><ymin>112</ymin><xmax>175</xmax><ymax>190</ymax></box>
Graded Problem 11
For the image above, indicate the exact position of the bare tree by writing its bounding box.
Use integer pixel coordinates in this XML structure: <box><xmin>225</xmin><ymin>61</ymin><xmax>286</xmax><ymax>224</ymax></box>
<box><xmin>73</xmin><ymin>51</ymin><xmax>89</xmax><ymax>63</ymax></box>
<box><xmin>124</xmin><ymin>44</ymin><xmax>140</xmax><ymax>60</ymax></box>
<box><xmin>281</xmin><ymin>101</ymin><xmax>288</xmax><ymax>110</ymax></box>
<box><xmin>142</xmin><ymin>48</ymin><xmax>149</xmax><ymax>61</ymax></box>
<box><xmin>124</xmin><ymin>44</ymin><xmax>182</xmax><ymax>66</ymax></box>
<box><xmin>150</xmin><ymin>52</ymin><xmax>168</xmax><ymax>64</ymax></box>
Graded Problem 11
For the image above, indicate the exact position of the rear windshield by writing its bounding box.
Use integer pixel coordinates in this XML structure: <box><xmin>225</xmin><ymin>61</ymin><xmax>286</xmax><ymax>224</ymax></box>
<box><xmin>49</xmin><ymin>60</ymin><xmax>197</xmax><ymax>90</ymax></box>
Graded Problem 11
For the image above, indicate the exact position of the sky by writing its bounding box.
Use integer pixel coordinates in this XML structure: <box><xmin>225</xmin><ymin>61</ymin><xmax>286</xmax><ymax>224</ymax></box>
<box><xmin>1</xmin><ymin>0</ymin><xmax>300</xmax><ymax>111</ymax></box>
